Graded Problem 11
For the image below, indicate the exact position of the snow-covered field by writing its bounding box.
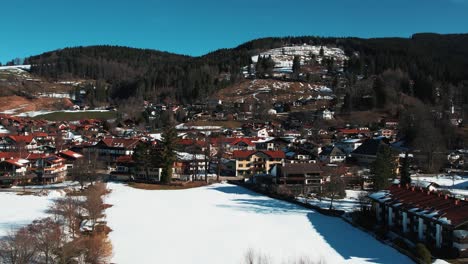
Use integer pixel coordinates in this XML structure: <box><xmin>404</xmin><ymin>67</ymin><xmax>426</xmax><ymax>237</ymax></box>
<box><xmin>16</xmin><ymin>109</ymin><xmax>112</xmax><ymax>117</ymax></box>
<box><xmin>298</xmin><ymin>190</ymin><xmax>368</xmax><ymax>213</ymax></box>
<box><xmin>106</xmin><ymin>183</ymin><xmax>412</xmax><ymax>264</ymax></box>
<box><xmin>412</xmin><ymin>174</ymin><xmax>468</xmax><ymax>197</ymax></box>
<box><xmin>0</xmin><ymin>190</ymin><xmax>63</xmax><ymax>237</ymax></box>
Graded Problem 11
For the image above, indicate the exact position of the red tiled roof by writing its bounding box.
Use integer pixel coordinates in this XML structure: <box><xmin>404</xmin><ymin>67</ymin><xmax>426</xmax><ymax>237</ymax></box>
<box><xmin>59</xmin><ymin>150</ymin><xmax>84</xmax><ymax>159</ymax></box>
<box><xmin>32</xmin><ymin>132</ymin><xmax>48</xmax><ymax>138</ymax></box>
<box><xmin>387</xmin><ymin>185</ymin><xmax>468</xmax><ymax>227</ymax></box>
<box><xmin>8</xmin><ymin>135</ymin><xmax>34</xmax><ymax>143</ymax></box>
<box><xmin>262</xmin><ymin>150</ymin><xmax>286</xmax><ymax>159</ymax></box>
<box><xmin>116</xmin><ymin>155</ymin><xmax>134</xmax><ymax>163</ymax></box>
<box><xmin>100</xmin><ymin>138</ymin><xmax>140</xmax><ymax>149</ymax></box>
<box><xmin>337</xmin><ymin>129</ymin><xmax>369</xmax><ymax>134</ymax></box>
<box><xmin>230</xmin><ymin>138</ymin><xmax>255</xmax><ymax>146</ymax></box>
<box><xmin>0</xmin><ymin>152</ymin><xmax>20</xmax><ymax>159</ymax></box>
<box><xmin>2</xmin><ymin>158</ymin><xmax>29</xmax><ymax>167</ymax></box>
<box><xmin>23</xmin><ymin>153</ymin><xmax>48</xmax><ymax>160</ymax></box>
<box><xmin>232</xmin><ymin>150</ymin><xmax>256</xmax><ymax>159</ymax></box>
<box><xmin>232</xmin><ymin>150</ymin><xmax>285</xmax><ymax>159</ymax></box>
<box><xmin>178</xmin><ymin>139</ymin><xmax>205</xmax><ymax>146</ymax></box>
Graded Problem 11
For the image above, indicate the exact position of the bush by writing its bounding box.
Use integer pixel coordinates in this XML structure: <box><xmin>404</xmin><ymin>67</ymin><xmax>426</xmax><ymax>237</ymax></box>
<box><xmin>415</xmin><ymin>243</ymin><xmax>432</xmax><ymax>264</ymax></box>
<box><xmin>392</xmin><ymin>237</ymin><xmax>410</xmax><ymax>251</ymax></box>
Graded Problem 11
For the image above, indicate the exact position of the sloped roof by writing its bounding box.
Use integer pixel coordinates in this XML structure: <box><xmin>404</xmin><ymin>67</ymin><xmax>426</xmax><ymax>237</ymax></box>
<box><xmin>351</xmin><ymin>139</ymin><xmax>386</xmax><ymax>156</ymax></box>
<box><xmin>320</xmin><ymin>146</ymin><xmax>345</xmax><ymax>157</ymax></box>
<box><xmin>59</xmin><ymin>150</ymin><xmax>84</xmax><ymax>159</ymax></box>
<box><xmin>8</xmin><ymin>135</ymin><xmax>34</xmax><ymax>143</ymax></box>
<box><xmin>0</xmin><ymin>152</ymin><xmax>20</xmax><ymax>159</ymax></box>
<box><xmin>230</xmin><ymin>138</ymin><xmax>255</xmax><ymax>146</ymax></box>
<box><xmin>282</xmin><ymin>163</ymin><xmax>323</xmax><ymax>175</ymax></box>
<box><xmin>375</xmin><ymin>185</ymin><xmax>468</xmax><ymax>228</ymax></box>
<box><xmin>2</xmin><ymin>158</ymin><xmax>29</xmax><ymax>167</ymax></box>
<box><xmin>116</xmin><ymin>155</ymin><xmax>135</xmax><ymax>163</ymax></box>
<box><xmin>232</xmin><ymin>150</ymin><xmax>285</xmax><ymax>159</ymax></box>
<box><xmin>100</xmin><ymin>138</ymin><xmax>140</xmax><ymax>149</ymax></box>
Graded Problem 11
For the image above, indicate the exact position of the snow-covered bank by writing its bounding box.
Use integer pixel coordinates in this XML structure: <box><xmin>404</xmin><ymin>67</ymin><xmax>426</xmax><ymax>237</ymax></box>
<box><xmin>106</xmin><ymin>182</ymin><xmax>412</xmax><ymax>264</ymax></box>
<box><xmin>16</xmin><ymin>109</ymin><xmax>112</xmax><ymax>118</ymax></box>
<box><xmin>0</xmin><ymin>190</ymin><xmax>63</xmax><ymax>236</ymax></box>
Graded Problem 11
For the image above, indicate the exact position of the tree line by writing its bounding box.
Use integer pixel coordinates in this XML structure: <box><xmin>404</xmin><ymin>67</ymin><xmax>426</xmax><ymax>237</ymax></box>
<box><xmin>0</xmin><ymin>183</ymin><xmax>112</xmax><ymax>264</ymax></box>
<box><xmin>22</xmin><ymin>34</ymin><xmax>468</xmax><ymax>114</ymax></box>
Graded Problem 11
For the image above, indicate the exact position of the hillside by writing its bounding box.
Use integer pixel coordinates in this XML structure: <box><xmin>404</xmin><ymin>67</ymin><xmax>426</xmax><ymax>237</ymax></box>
<box><xmin>10</xmin><ymin>34</ymin><xmax>467</xmax><ymax>115</ymax></box>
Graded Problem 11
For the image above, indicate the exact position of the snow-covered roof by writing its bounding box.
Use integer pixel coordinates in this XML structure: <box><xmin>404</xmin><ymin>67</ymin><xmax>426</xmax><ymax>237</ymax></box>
<box><xmin>176</xmin><ymin>152</ymin><xmax>207</xmax><ymax>161</ymax></box>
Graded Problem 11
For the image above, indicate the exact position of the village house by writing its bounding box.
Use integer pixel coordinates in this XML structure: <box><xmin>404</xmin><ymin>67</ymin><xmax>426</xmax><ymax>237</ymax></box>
<box><xmin>276</xmin><ymin>163</ymin><xmax>324</xmax><ymax>193</ymax></box>
<box><xmin>233</xmin><ymin>150</ymin><xmax>285</xmax><ymax>177</ymax></box>
<box><xmin>350</xmin><ymin>138</ymin><xmax>397</xmax><ymax>164</ymax></box>
<box><xmin>378</xmin><ymin>129</ymin><xmax>396</xmax><ymax>140</ymax></box>
<box><xmin>268</xmin><ymin>163</ymin><xmax>348</xmax><ymax>195</ymax></box>
<box><xmin>369</xmin><ymin>184</ymin><xmax>468</xmax><ymax>257</ymax></box>
<box><xmin>88</xmin><ymin>138</ymin><xmax>141</xmax><ymax>161</ymax></box>
<box><xmin>320</xmin><ymin>109</ymin><xmax>334</xmax><ymax>120</ymax></box>
<box><xmin>109</xmin><ymin>155</ymin><xmax>163</xmax><ymax>182</ymax></box>
<box><xmin>174</xmin><ymin>152</ymin><xmax>209</xmax><ymax>181</ymax></box>
<box><xmin>0</xmin><ymin>135</ymin><xmax>38</xmax><ymax>151</ymax></box>
<box><xmin>285</xmin><ymin>148</ymin><xmax>315</xmax><ymax>163</ymax></box>
<box><xmin>335</xmin><ymin>138</ymin><xmax>363</xmax><ymax>155</ymax></box>
<box><xmin>58</xmin><ymin>150</ymin><xmax>84</xmax><ymax>169</ymax></box>
<box><xmin>383</xmin><ymin>119</ymin><xmax>399</xmax><ymax>129</ymax></box>
<box><xmin>0</xmin><ymin>158</ymin><xmax>33</xmax><ymax>186</ymax></box>
<box><xmin>319</xmin><ymin>146</ymin><xmax>346</xmax><ymax>163</ymax></box>
<box><xmin>227</xmin><ymin>138</ymin><xmax>256</xmax><ymax>152</ymax></box>
<box><xmin>34</xmin><ymin>154</ymin><xmax>68</xmax><ymax>183</ymax></box>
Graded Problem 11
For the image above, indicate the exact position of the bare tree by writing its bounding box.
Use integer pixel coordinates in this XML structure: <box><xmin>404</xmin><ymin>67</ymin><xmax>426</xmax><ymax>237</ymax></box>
<box><xmin>357</xmin><ymin>192</ymin><xmax>370</xmax><ymax>212</ymax></box>
<box><xmin>50</xmin><ymin>196</ymin><xmax>82</xmax><ymax>239</ymax></box>
<box><xmin>71</xmin><ymin>152</ymin><xmax>101</xmax><ymax>189</ymax></box>
<box><xmin>0</xmin><ymin>228</ymin><xmax>38</xmax><ymax>264</ymax></box>
<box><xmin>28</xmin><ymin>218</ymin><xmax>62</xmax><ymax>264</ymax></box>
<box><xmin>215</xmin><ymin>135</ymin><xmax>226</xmax><ymax>182</ymax></box>
<box><xmin>54</xmin><ymin>239</ymin><xmax>84</xmax><ymax>264</ymax></box>
<box><xmin>243</xmin><ymin>248</ymin><xmax>270</xmax><ymax>264</ymax></box>
<box><xmin>83</xmin><ymin>183</ymin><xmax>109</xmax><ymax>230</ymax></box>
<box><xmin>83</xmin><ymin>233</ymin><xmax>113</xmax><ymax>264</ymax></box>
<box><xmin>324</xmin><ymin>175</ymin><xmax>346</xmax><ymax>210</ymax></box>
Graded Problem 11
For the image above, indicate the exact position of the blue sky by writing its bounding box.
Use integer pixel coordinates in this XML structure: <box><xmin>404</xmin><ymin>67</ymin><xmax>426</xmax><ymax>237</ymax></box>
<box><xmin>1</xmin><ymin>0</ymin><xmax>468</xmax><ymax>63</ymax></box>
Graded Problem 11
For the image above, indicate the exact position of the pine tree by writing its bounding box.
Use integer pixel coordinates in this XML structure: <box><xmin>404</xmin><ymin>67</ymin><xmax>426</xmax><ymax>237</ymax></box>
<box><xmin>371</xmin><ymin>144</ymin><xmax>396</xmax><ymax>191</ymax></box>
<box><xmin>400</xmin><ymin>152</ymin><xmax>412</xmax><ymax>186</ymax></box>
<box><xmin>133</xmin><ymin>142</ymin><xmax>157</xmax><ymax>181</ymax></box>
<box><xmin>292</xmin><ymin>55</ymin><xmax>301</xmax><ymax>76</ymax></box>
<box><xmin>160</xmin><ymin>124</ymin><xmax>178</xmax><ymax>184</ymax></box>
<box><xmin>319</xmin><ymin>46</ymin><xmax>324</xmax><ymax>56</ymax></box>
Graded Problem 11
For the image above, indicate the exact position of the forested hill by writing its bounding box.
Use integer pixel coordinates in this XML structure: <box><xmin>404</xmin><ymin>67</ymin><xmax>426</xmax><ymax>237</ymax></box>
<box><xmin>24</xmin><ymin>33</ymin><xmax>468</xmax><ymax>104</ymax></box>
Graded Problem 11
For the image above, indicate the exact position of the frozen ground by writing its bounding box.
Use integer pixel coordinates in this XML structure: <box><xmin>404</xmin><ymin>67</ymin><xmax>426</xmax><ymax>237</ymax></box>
<box><xmin>106</xmin><ymin>183</ymin><xmax>412</xmax><ymax>264</ymax></box>
<box><xmin>0</xmin><ymin>190</ymin><xmax>63</xmax><ymax>237</ymax></box>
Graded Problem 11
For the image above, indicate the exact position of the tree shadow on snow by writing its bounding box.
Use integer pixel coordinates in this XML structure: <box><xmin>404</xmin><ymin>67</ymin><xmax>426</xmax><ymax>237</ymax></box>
<box><xmin>305</xmin><ymin>212</ymin><xmax>411</xmax><ymax>263</ymax></box>
<box><xmin>210</xmin><ymin>185</ymin><xmax>411</xmax><ymax>263</ymax></box>
<box><xmin>211</xmin><ymin>185</ymin><xmax>308</xmax><ymax>214</ymax></box>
